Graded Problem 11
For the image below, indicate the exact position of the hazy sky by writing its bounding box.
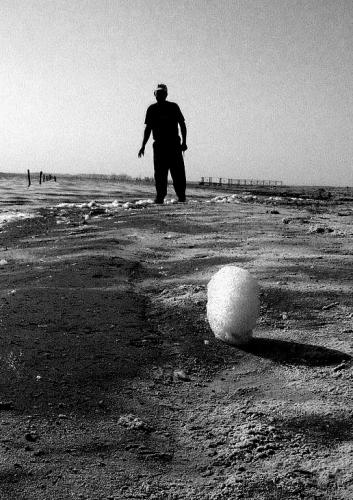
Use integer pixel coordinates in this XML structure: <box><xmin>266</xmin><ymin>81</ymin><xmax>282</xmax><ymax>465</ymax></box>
<box><xmin>1</xmin><ymin>0</ymin><xmax>352</xmax><ymax>186</ymax></box>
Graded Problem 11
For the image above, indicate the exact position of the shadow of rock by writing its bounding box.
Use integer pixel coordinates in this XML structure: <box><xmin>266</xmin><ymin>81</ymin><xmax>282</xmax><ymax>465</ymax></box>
<box><xmin>277</xmin><ymin>413</ymin><xmax>353</xmax><ymax>444</ymax></box>
<box><xmin>241</xmin><ymin>337</ymin><xmax>351</xmax><ymax>366</ymax></box>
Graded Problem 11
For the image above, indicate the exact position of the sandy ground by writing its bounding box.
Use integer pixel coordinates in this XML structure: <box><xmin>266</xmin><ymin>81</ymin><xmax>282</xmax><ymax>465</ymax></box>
<box><xmin>0</xmin><ymin>192</ymin><xmax>352</xmax><ymax>499</ymax></box>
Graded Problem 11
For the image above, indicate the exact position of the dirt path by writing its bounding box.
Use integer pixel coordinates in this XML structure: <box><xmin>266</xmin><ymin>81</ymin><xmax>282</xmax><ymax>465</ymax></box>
<box><xmin>0</xmin><ymin>197</ymin><xmax>352</xmax><ymax>499</ymax></box>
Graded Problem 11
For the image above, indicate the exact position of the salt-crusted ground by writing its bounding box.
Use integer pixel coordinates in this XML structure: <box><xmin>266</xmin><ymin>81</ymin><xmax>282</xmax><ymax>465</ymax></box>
<box><xmin>0</xmin><ymin>190</ymin><xmax>352</xmax><ymax>499</ymax></box>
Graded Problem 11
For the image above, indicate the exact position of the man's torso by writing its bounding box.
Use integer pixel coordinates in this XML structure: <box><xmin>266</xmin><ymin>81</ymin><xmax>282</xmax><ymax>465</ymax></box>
<box><xmin>145</xmin><ymin>101</ymin><xmax>184</xmax><ymax>144</ymax></box>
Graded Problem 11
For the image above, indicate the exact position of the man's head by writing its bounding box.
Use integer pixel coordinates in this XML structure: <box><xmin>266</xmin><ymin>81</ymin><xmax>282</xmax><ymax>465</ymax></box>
<box><xmin>154</xmin><ymin>83</ymin><xmax>168</xmax><ymax>102</ymax></box>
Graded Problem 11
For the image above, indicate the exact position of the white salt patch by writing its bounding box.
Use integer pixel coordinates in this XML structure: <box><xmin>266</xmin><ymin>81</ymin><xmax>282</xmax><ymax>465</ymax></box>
<box><xmin>210</xmin><ymin>193</ymin><xmax>258</xmax><ymax>204</ymax></box>
<box><xmin>207</xmin><ymin>265</ymin><xmax>260</xmax><ymax>345</ymax></box>
<box><xmin>0</xmin><ymin>212</ymin><xmax>37</xmax><ymax>227</ymax></box>
<box><xmin>134</xmin><ymin>199</ymin><xmax>154</xmax><ymax>207</ymax></box>
<box><xmin>56</xmin><ymin>202</ymin><xmax>86</xmax><ymax>208</ymax></box>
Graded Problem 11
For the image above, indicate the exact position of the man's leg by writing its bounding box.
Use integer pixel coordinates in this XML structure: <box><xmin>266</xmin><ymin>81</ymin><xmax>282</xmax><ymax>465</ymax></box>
<box><xmin>170</xmin><ymin>149</ymin><xmax>186</xmax><ymax>202</ymax></box>
<box><xmin>153</xmin><ymin>144</ymin><xmax>168</xmax><ymax>203</ymax></box>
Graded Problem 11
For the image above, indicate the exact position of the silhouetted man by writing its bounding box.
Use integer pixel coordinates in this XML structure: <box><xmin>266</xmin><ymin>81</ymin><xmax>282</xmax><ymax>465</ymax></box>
<box><xmin>138</xmin><ymin>83</ymin><xmax>187</xmax><ymax>204</ymax></box>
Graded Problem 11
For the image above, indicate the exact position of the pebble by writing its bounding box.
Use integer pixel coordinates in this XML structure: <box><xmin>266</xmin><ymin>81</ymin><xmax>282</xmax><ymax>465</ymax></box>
<box><xmin>118</xmin><ymin>414</ymin><xmax>153</xmax><ymax>432</ymax></box>
<box><xmin>25</xmin><ymin>432</ymin><xmax>39</xmax><ymax>442</ymax></box>
<box><xmin>173</xmin><ymin>370</ymin><xmax>191</xmax><ymax>382</ymax></box>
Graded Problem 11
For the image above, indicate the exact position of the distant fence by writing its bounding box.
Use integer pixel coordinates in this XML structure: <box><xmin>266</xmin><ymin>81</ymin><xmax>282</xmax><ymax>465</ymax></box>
<box><xmin>26</xmin><ymin>170</ymin><xmax>57</xmax><ymax>187</ymax></box>
<box><xmin>199</xmin><ymin>177</ymin><xmax>283</xmax><ymax>187</ymax></box>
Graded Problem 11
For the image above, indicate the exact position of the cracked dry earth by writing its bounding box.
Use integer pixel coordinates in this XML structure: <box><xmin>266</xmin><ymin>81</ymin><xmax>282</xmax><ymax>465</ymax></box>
<box><xmin>0</xmin><ymin>195</ymin><xmax>352</xmax><ymax>499</ymax></box>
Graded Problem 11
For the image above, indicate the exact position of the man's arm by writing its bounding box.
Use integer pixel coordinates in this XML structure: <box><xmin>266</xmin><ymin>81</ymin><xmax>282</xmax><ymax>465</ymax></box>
<box><xmin>138</xmin><ymin>125</ymin><xmax>152</xmax><ymax>157</ymax></box>
<box><xmin>179</xmin><ymin>120</ymin><xmax>187</xmax><ymax>152</ymax></box>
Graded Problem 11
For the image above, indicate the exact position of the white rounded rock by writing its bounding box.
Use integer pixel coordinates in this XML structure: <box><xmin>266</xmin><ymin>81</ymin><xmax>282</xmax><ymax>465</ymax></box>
<box><xmin>207</xmin><ymin>266</ymin><xmax>260</xmax><ymax>345</ymax></box>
